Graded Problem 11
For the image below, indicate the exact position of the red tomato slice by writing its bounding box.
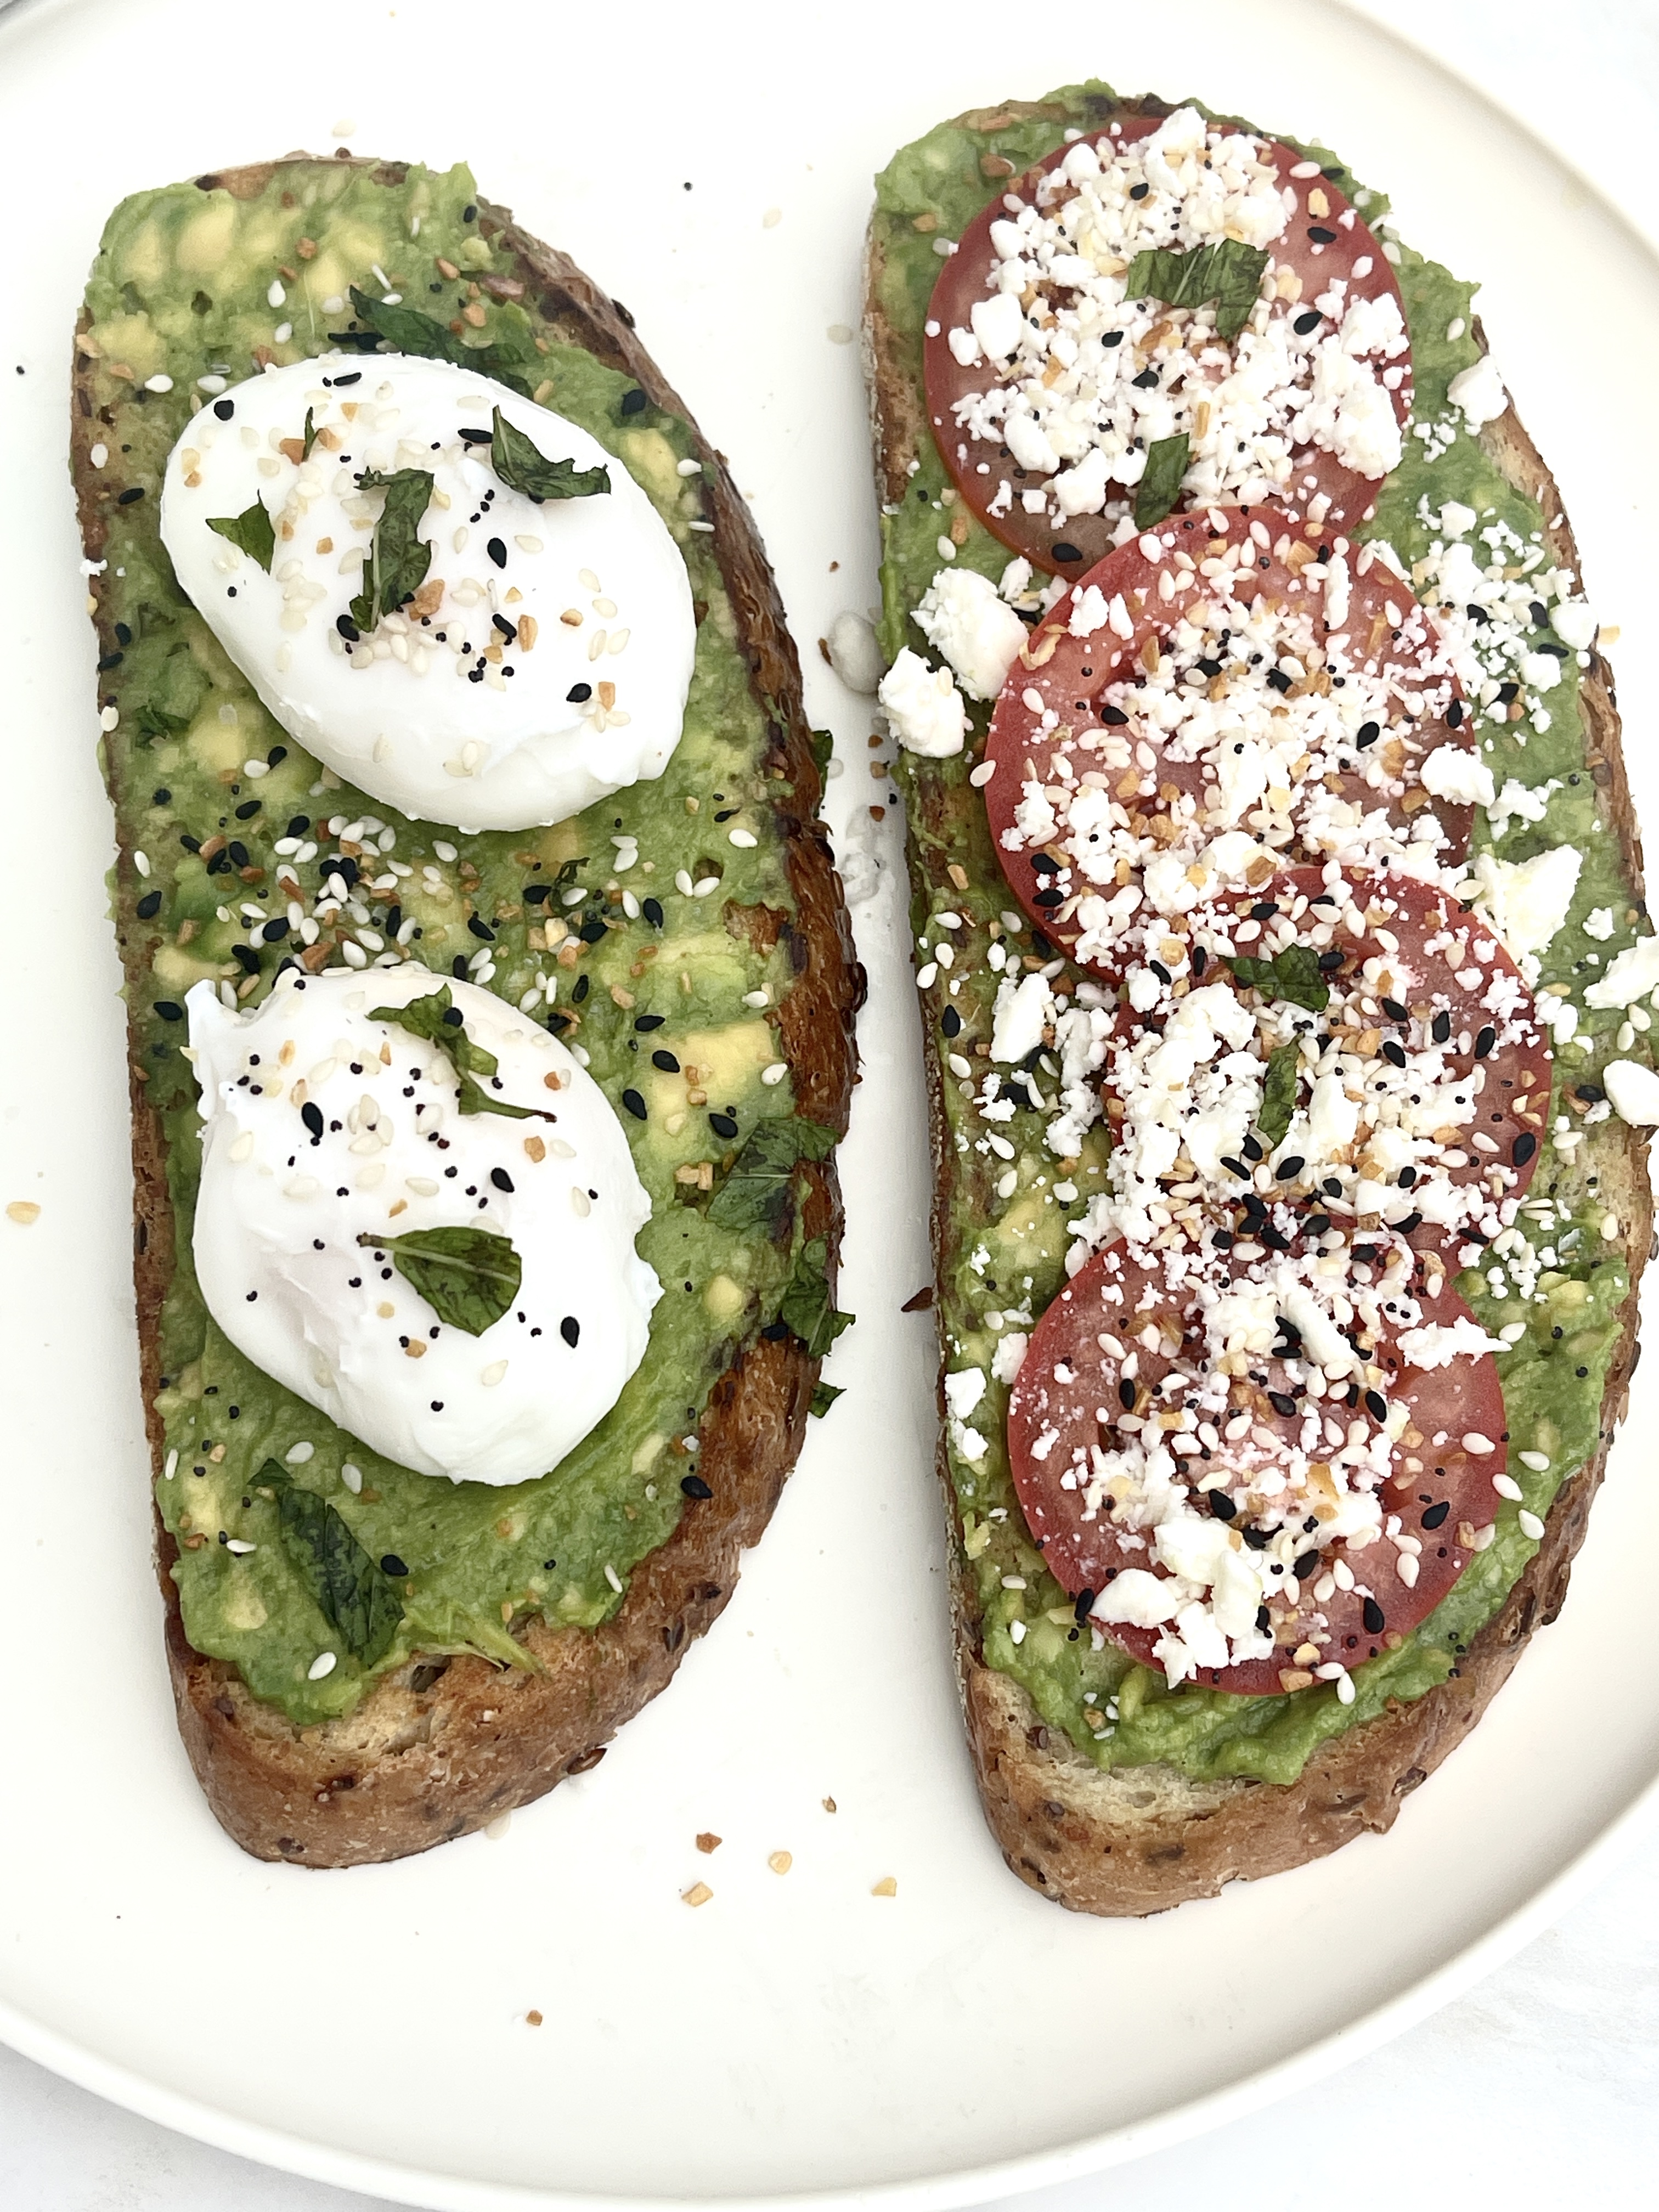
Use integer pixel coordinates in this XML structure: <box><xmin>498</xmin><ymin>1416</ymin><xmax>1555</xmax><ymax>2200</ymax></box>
<box><xmin>1084</xmin><ymin>864</ymin><xmax>1550</xmax><ymax>1262</ymax></box>
<box><xmin>981</xmin><ymin>508</ymin><xmax>1473</xmax><ymax>964</ymax></box>
<box><xmin>926</xmin><ymin>114</ymin><xmax>1412</xmax><ymax>574</ymax></box>
<box><xmin>1006</xmin><ymin>1233</ymin><xmax>1508</xmax><ymax>1695</ymax></box>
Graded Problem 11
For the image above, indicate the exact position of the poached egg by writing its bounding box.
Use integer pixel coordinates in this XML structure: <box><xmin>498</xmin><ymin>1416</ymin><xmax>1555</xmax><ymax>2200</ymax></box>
<box><xmin>187</xmin><ymin>967</ymin><xmax>661</xmax><ymax>1485</ymax></box>
<box><xmin>161</xmin><ymin>356</ymin><xmax>695</xmax><ymax>832</ymax></box>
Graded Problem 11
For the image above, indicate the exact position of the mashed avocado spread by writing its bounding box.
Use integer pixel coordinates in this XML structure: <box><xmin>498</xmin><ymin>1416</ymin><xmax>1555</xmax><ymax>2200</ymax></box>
<box><xmin>82</xmin><ymin>160</ymin><xmax>838</xmax><ymax>1725</ymax></box>
<box><xmin>871</xmin><ymin>84</ymin><xmax>1643</xmax><ymax>1784</ymax></box>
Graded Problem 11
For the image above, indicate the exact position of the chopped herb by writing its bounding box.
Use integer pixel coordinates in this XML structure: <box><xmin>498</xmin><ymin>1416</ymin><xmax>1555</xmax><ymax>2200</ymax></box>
<box><xmin>1123</xmin><ymin>237</ymin><xmax>1271</xmax><ymax>342</ymax></box>
<box><xmin>489</xmin><ymin>406</ymin><xmax>609</xmax><ymax>503</ymax></box>
<box><xmin>707</xmin><ymin>1118</ymin><xmax>839</xmax><ymax>1234</ymax></box>
<box><xmin>206</xmin><ymin>500</ymin><xmax>275</xmax><ymax>572</ymax></box>
<box><xmin>357</xmin><ymin>1223</ymin><xmax>522</xmax><ymax>1336</ymax></box>
<box><xmin>371</xmin><ymin>984</ymin><xmax>550</xmax><ymax>1120</ymax></box>
<box><xmin>1133</xmin><ymin>432</ymin><xmax>1190</xmax><ymax>531</ymax></box>
<box><xmin>809</xmin><ymin>1381</ymin><xmax>844</xmax><ymax>1418</ymax></box>
<box><xmin>1227</xmin><ymin>943</ymin><xmax>1330</xmax><ymax>1015</ymax></box>
<box><xmin>260</xmin><ymin>1461</ymin><xmax>403</xmax><ymax>1666</ymax></box>
<box><xmin>335</xmin><ymin>286</ymin><xmax>535</xmax><ymax>396</ymax></box>
<box><xmin>349</xmin><ymin>467</ymin><xmax>434</xmax><ymax>636</ymax></box>
<box><xmin>1257</xmin><ymin>1042</ymin><xmax>1300</xmax><ymax>1151</ymax></box>
<box><xmin>778</xmin><ymin>1236</ymin><xmax>853</xmax><ymax>1361</ymax></box>
<box><xmin>301</xmin><ymin>404</ymin><xmax>318</xmax><ymax>460</ymax></box>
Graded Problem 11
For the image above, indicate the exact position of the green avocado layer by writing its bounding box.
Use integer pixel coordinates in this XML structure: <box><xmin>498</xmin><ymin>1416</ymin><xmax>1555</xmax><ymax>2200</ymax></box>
<box><xmin>83</xmin><ymin>160</ymin><xmax>835</xmax><ymax>1725</ymax></box>
<box><xmin>871</xmin><ymin>84</ymin><xmax>1642</xmax><ymax>1784</ymax></box>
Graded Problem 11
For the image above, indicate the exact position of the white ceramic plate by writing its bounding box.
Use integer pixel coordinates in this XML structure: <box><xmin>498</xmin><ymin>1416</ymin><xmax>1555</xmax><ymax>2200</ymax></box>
<box><xmin>3</xmin><ymin>0</ymin><xmax>1658</xmax><ymax>2204</ymax></box>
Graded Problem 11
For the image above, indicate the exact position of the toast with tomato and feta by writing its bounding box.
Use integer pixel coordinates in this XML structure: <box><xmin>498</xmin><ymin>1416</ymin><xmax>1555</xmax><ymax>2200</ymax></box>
<box><xmin>862</xmin><ymin>88</ymin><xmax>1650</xmax><ymax>1913</ymax></box>
<box><xmin>74</xmin><ymin>153</ymin><xmax>860</xmax><ymax>1866</ymax></box>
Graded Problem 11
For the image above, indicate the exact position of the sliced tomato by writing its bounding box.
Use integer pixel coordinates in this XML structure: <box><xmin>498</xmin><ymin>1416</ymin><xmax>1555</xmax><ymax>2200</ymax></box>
<box><xmin>1085</xmin><ymin>863</ymin><xmax>1550</xmax><ymax>1257</ymax></box>
<box><xmin>1006</xmin><ymin>1234</ymin><xmax>1508</xmax><ymax>1695</ymax></box>
<box><xmin>926</xmin><ymin>116</ymin><xmax>1411</xmax><ymax>574</ymax></box>
<box><xmin>981</xmin><ymin>509</ymin><xmax>1472</xmax><ymax>961</ymax></box>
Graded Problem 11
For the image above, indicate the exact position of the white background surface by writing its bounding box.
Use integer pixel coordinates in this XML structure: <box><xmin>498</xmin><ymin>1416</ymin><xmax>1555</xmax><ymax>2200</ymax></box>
<box><xmin>3</xmin><ymin>0</ymin><xmax>1658</xmax><ymax>2205</ymax></box>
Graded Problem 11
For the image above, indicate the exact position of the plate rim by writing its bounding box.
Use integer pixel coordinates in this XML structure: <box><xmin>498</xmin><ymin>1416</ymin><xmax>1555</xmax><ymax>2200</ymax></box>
<box><xmin>3</xmin><ymin>0</ymin><xmax>1657</xmax><ymax>2202</ymax></box>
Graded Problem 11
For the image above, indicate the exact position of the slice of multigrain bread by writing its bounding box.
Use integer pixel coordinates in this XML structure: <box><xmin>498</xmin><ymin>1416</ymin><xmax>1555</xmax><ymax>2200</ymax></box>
<box><xmin>863</xmin><ymin>95</ymin><xmax>1650</xmax><ymax>1915</ymax></box>
<box><xmin>74</xmin><ymin>155</ymin><xmax>862</xmax><ymax>1868</ymax></box>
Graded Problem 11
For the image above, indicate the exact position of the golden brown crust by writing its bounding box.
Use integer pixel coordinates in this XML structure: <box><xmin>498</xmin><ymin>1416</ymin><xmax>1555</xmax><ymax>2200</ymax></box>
<box><xmin>864</xmin><ymin>129</ymin><xmax>1650</xmax><ymax>1915</ymax></box>
<box><xmin>75</xmin><ymin>154</ymin><xmax>862</xmax><ymax>1867</ymax></box>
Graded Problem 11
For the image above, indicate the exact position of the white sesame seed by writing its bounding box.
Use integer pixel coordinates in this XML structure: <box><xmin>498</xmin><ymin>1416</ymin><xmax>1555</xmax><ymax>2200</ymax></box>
<box><xmin>915</xmin><ymin>962</ymin><xmax>938</xmax><ymax>989</ymax></box>
<box><xmin>242</xmin><ymin>758</ymin><xmax>270</xmax><ymax>778</ymax></box>
<box><xmin>144</xmin><ymin>373</ymin><xmax>173</xmax><ymax>394</ymax></box>
<box><xmin>676</xmin><ymin>458</ymin><xmax>703</xmax><ymax>476</ymax></box>
<box><xmin>163</xmin><ymin>1449</ymin><xmax>178</xmax><ymax>1480</ymax></box>
<box><xmin>267</xmin><ymin>279</ymin><xmax>286</xmax><ymax>308</ymax></box>
<box><xmin>760</xmin><ymin>1062</ymin><xmax>788</xmax><ymax>1086</ymax></box>
<box><xmin>1492</xmin><ymin>1471</ymin><xmax>1523</xmax><ymax>1500</ymax></box>
<box><xmin>969</xmin><ymin>761</ymin><xmax>996</xmax><ymax>788</ymax></box>
<box><xmin>1462</xmin><ymin>1432</ymin><xmax>1494</xmax><ymax>1455</ymax></box>
<box><xmin>743</xmin><ymin>989</ymin><xmax>770</xmax><ymax>1008</ymax></box>
<box><xmin>1517</xmin><ymin>1449</ymin><xmax>1551</xmax><ymax>1472</ymax></box>
<box><xmin>603</xmin><ymin>1563</ymin><xmax>624</xmax><ymax>1594</ymax></box>
<box><xmin>99</xmin><ymin>705</ymin><xmax>119</xmax><ymax>731</ymax></box>
<box><xmin>1518</xmin><ymin>1510</ymin><xmax>1545</xmax><ymax>1541</ymax></box>
<box><xmin>308</xmin><ymin>1651</ymin><xmax>337</xmax><ymax>1680</ymax></box>
<box><xmin>224</xmin><ymin>1538</ymin><xmax>257</xmax><ymax>1555</ymax></box>
<box><xmin>692</xmin><ymin>876</ymin><xmax>720</xmax><ymax>898</ymax></box>
<box><xmin>285</xmin><ymin>1441</ymin><xmax>315</xmax><ymax>1464</ymax></box>
<box><xmin>340</xmin><ymin>1461</ymin><xmax>362</xmax><ymax>1492</ymax></box>
<box><xmin>196</xmin><ymin>375</ymin><xmax>227</xmax><ymax>395</ymax></box>
<box><xmin>674</xmin><ymin>868</ymin><xmax>695</xmax><ymax>896</ymax></box>
<box><xmin>728</xmin><ymin>828</ymin><xmax>758</xmax><ymax>848</ymax></box>
<box><xmin>89</xmin><ymin>442</ymin><xmax>108</xmax><ymax>466</ymax></box>
<box><xmin>433</xmin><ymin>841</ymin><xmax>458</xmax><ymax>862</ymax></box>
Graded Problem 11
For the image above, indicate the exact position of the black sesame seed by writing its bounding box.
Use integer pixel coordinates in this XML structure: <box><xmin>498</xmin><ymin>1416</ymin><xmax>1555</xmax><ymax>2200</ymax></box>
<box><xmin>1268</xmin><ymin>1391</ymin><xmax>1298</xmax><ymax>1419</ymax></box>
<box><xmin>213</xmin><ymin>398</ymin><xmax>234</xmax><ymax>420</ymax></box>
<box><xmin>336</xmin><ymin>613</ymin><xmax>361</xmax><ymax>642</ymax></box>
<box><xmin>560</xmin><ymin>1316</ymin><xmax>580</xmax><ymax>1347</ymax></box>
<box><xmin>709</xmin><ymin>1112</ymin><xmax>739</xmax><ymax>1139</ymax></box>
<box><xmin>1291</xmin><ymin>1550</ymin><xmax>1320</xmax><ymax>1580</ymax></box>
<box><xmin>1277</xmin><ymin>1155</ymin><xmax>1305</xmax><ymax>1181</ymax></box>
<box><xmin>1421</xmin><ymin>1501</ymin><xmax>1451</xmax><ymax>1530</ymax></box>
<box><xmin>651</xmin><ymin>1049</ymin><xmax>680</xmax><ymax>1073</ymax></box>
<box><xmin>1052</xmin><ymin>543</ymin><xmax>1084</xmax><ymax>562</ymax></box>
<box><xmin>642</xmin><ymin>896</ymin><xmax>664</xmax><ymax>928</ymax></box>
<box><xmin>620</xmin><ymin>388</ymin><xmax>648</xmax><ymax>417</ymax></box>
<box><xmin>490</xmin><ymin>1167</ymin><xmax>514</xmax><ymax>1193</ymax></box>
<box><xmin>136</xmin><ymin>890</ymin><xmax>162</xmax><ymax>919</ymax></box>
<box><xmin>1118</xmin><ymin>1378</ymin><xmax>1136</xmax><ymax>1411</ymax></box>
<box><xmin>467</xmin><ymin>915</ymin><xmax>496</xmax><ymax>940</ymax></box>
<box><xmin>301</xmin><ymin>1101</ymin><xmax>324</xmax><ymax>1139</ymax></box>
<box><xmin>1431</xmin><ymin>1009</ymin><xmax>1452</xmax><ymax>1044</ymax></box>
<box><xmin>1513</xmin><ymin>1131</ymin><xmax>1538</xmax><ymax>1166</ymax></box>
<box><xmin>1362</xmin><ymin>1596</ymin><xmax>1386</xmax><ymax>1633</ymax></box>
<box><xmin>1364</xmin><ymin>1389</ymin><xmax>1388</xmax><ymax>1423</ymax></box>
<box><xmin>566</xmin><ymin>682</ymin><xmax>592</xmax><ymax>703</ymax></box>
<box><xmin>1208</xmin><ymin>1491</ymin><xmax>1237</xmax><ymax>1521</ymax></box>
<box><xmin>633</xmin><ymin>1013</ymin><xmax>666</xmax><ymax>1031</ymax></box>
<box><xmin>486</xmin><ymin>537</ymin><xmax>507</xmax><ymax>568</ymax></box>
<box><xmin>1474</xmin><ymin>1025</ymin><xmax>1496</xmax><ymax>1059</ymax></box>
<box><xmin>116</xmin><ymin>486</ymin><xmax>145</xmax><ymax>504</ymax></box>
<box><xmin>681</xmin><ymin>1473</ymin><xmax>713</xmax><ymax>1498</ymax></box>
<box><xmin>380</xmin><ymin>1554</ymin><xmax>409</xmax><ymax>1576</ymax></box>
<box><xmin>154</xmin><ymin>1000</ymin><xmax>184</xmax><ymax>1022</ymax></box>
<box><xmin>1293</xmin><ymin>309</ymin><xmax>1321</xmax><ymax>335</ymax></box>
<box><xmin>621</xmin><ymin>1088</ymin><xmax>647</xmax><ymax>1120</ymax></box>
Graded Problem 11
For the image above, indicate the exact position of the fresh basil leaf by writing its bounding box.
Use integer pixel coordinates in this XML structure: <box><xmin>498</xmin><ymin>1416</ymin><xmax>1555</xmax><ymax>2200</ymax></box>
<box><xmin>1227</xmin><ymin>943</ymin><xmax>1330</xmax><ymax>1015</ymax></box>
<box><xmin>336</xmin><ymin>287</ymin><xmax>535</xmax><ymax>397</ymax></box>
<box><xmin>810</xmin><ymin>727</ymin><xmax>834</xmax><ymax>782</ymax></box>
<box><xmin>1122</xmin><ymin>238</ymin><xmax>1270</xmax><ymax>342</ymax></box>
<box><xmin>1257</xmin><ymin>1041</ymin><xmax>1301</xmax><ymax>1152</ymax></box>
<box><xmin>133</xmin><ymin>641</ymin><xmax>209</xmax><ymax>741</ymax></box>
<box><xmin>259</xmin><ymin>1460</ymin><xmax>403</xmax><ymax>1666</ymax></box>
<box><xmin>357</xmin><ymin>1222</ymin><xmax>522</xmax><ymax>1336</ymax></box>
<box><xmin>554</xmin><ymin>856</ymin><xmax>588</xmax><ymax>887</ymax></box>
<box><xmin>707</xmin><ymin>1119</ymin><xmax>838</xmax><ymax>1234</ymax></box>
<box><xmin>301</xmin><ymin>404</ymin><xmax>318</xmax><ymax>460</ymax></box>
<box><xmin>206</xmin><ymin>500</ymin><xmax>275</xmax><ymax>572</ymax></box>
<box><xmin>778</xmin><ymin>1236</ymin><xmax>854</xmax><ymax>1361</ymax></box>
<box><xmin>1133</xmin><ymin>432</ymin><xmax>1190</xmax><ymax>531</ymax></box>
<box><xmin>348</xmin><ymin>466</ymin><xmax>434</xmax><ymax>637</ymax></box>
<box><xmin>810</xmin><ymin>1381</ymin><xmax>844</xmax><ymax>1418</ymax></box>
<box><xmin>371</xmin><ymin>983</ymin><xmax>551</xmax><ymax>1120</ymax></box>
<box><xmin>489</xmin><ymin>406</ymin><xmax>609</xmax><ymax>503</ymax></box>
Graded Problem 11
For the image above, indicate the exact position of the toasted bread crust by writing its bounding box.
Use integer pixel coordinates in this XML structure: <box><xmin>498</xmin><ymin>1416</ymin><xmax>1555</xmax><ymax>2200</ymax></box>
<box><xmin>75</xmin><ymin>156</ymin><xmax>862</xmax><ymax>1867</ymax></box>
<box><xmin>864</xmin><ymin>119</ymin><xmax>1650</xmax><ymax>1914</ymax></box>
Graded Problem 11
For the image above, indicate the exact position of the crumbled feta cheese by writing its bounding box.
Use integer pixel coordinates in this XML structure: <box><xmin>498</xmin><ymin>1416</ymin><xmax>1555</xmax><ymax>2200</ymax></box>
<box><xmin>878</xmin><ymin>648</ymin><xmax>967</xmax><ymax>757</ymax></box>
<box><xmin>1585</xmin><ymin>936</ymin><xmax>1659</xmax><ymax>1009</ymax></box>
<box><xmin>944</xmin><ymin>1367</ymin><xmax>986</xmax><ymax>1420</ymax></box>
<box><xmin>991</xmin><ymin>1331</ymin><xmax>1029</xmax><ymax>1385</ymax></box>
<box><xmin>990</xmin><ymin>970</ymin><xmax>1056</xmax><ymax>1063</ymax></box>
<box><xmin>1468</xmin><ymin>845</ymin><xmax>1581</xmax><ymax>970</ymax></box>
<box><xmin>1604</xmin><ymin>1058</ymin><xmax>1659</xmax><ymax>1127</ymax></box>
<box><xmin>1395</xmin><ymin>1318</ymin><xmax>1508</xmax><ymax>1370</ymax></box>
<box><xmin>1447</xmin><ymin>354</ymin><xmax>1509</xmax><ymax>428</ymax></box>
<box><xmin>1419</xmin><ymin>744</ymin><xmax>1494</xmax><ymax>807</ymax></box>
<box><xmin>1552</xmin><ymin>600</ymin><xmax>1598</xmax><ymax>650</ymax></box>
<box><xmin>1583</xmin><ymin>907</ymin><xmax>1616</xmax><ymax>943</ymax></box>
<box><xmin>1486</xmin><ymin>777</ymin><xmax>1561</xmax><ymax>840</ymax></box>
<box><xmin>1438</xmin><ymin>500</ymin><xmax>1477</xmax><ymax>539</ymax></box>
<box><xmin>825</xmin><ymin>611</ymin><xmax>884</xmax><ymax>695</ymax></box>
<box><xmin>913</xmin><ymin>567</ymin><xmax>1027</xmax><ymax>701</ymax></box>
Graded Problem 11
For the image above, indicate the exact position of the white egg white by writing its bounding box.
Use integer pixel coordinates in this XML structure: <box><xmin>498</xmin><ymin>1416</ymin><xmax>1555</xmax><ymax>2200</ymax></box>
<box><xmin>160</xmin><ymin>356</ymin><xmax>695</xmax><ymax>833</ymax></box>
<box><xmin>186</xmin><ymin>967</ymin><xmax>661</xmax><ymax>1485</ymax></box>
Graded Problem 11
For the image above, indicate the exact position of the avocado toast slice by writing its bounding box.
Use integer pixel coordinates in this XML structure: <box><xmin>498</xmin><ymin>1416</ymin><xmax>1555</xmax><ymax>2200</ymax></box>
<box><xmin>74</xmin><ymin>154</ymin><xmax>861</xmax><ymax>1866</ymax></box>
<box><xmin>864</xmin><ymin>87</ymin><xmax>1650</xmax><ymax>1912</ymax></box>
